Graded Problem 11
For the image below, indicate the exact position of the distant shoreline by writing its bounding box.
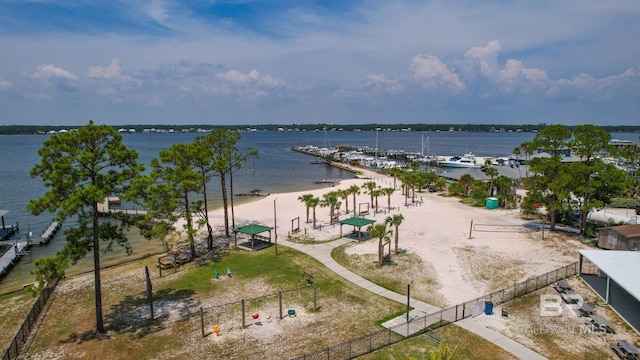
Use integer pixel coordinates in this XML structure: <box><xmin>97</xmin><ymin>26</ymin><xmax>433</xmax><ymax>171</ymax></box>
<box><xmin>1</xmin><ymin>124</ymin><xmax>638</xmax><ymax>136</ymax></box>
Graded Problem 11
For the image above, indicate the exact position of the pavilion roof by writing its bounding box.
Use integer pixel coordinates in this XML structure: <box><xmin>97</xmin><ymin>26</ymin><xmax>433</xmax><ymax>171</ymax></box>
<box><xmin>339</xmin><ymin>217</ymin><xmax>376</xmax><ymax>227</ymax></box>
<box><xmin>233</xmin><ymin>224</ymin><xmax>273</xmax><ymax>236</ymax></box>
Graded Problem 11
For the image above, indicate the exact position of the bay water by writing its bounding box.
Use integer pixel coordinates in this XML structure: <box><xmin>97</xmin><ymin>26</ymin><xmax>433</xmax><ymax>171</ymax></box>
<box><xmin>0</xmin><ymin>130</ymin><xmax>637</xmax><ymax>293</ymax></box>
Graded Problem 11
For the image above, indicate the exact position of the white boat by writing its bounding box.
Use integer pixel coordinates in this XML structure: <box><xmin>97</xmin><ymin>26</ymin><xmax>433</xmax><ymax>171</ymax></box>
<box><xmin>438</xmin><ymin>153</ymin><xmax>481</xmax><ymax>168</ymax></box>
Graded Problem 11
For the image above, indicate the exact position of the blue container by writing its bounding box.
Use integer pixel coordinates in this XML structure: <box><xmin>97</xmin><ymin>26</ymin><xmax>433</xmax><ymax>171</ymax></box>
<box><xmin>485</xmin><ymin>197</ymin><xmax>499</xmax><ymax>209</ymax></box>
<box><xmin>484</xmin><ymin>301</ymin><xmax>494</xmax><ymax>315</ymax></box>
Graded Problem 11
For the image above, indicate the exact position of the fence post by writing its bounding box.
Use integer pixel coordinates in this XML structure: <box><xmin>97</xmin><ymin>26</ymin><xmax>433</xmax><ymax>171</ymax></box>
<box><xmin>279</xmin><ymin>291</ymin><xmax>283</xmax><ymax>320</ymax></box>
<box><xmin>241</xmin><ymin>299</ymin><xmax>246</xmax><ymax>329</ymax></box>
<box><xmin>313</xmin><ymin>282</ymin><xmax>317</xmax><ymax>311</ymax></box>
<box><xmin>455</xmin><ymin>304</ymin><xmax>458</xmax><ymax>321</ymax></box>
<box><xmin>200</xmin><ymin>307</ymin><xmax>205</xmax><ymax>338</ymax></box>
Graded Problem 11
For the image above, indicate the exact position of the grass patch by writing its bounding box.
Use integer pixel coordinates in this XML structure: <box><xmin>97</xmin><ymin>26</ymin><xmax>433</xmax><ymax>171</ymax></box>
<box><xmin>20</xmin><ymin>243</ymin><xmax>407</xmax><ymax>359</ymax></box>
<box><xmin>0</xmin><ymin>290</ymin><xmax>35</xmax><ymax>351</ymax></box>
<box><xmin>358</xmin><ymin>324</ymin><xmax>516</xmax><ymax>360</ymax></box>
<box><xmin>332</xmin><ymin>243</ymin><xmax>446</xmax><ymax>308</ymax></box>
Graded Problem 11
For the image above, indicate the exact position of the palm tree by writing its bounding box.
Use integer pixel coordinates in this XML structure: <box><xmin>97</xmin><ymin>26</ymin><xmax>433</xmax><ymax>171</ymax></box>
<box><xmin>381</xmin><ymin>187</ymin><xmax>395</xmax><ymax>212</ymax></box>
<box><xmin>298</xmin><ymin>193</ymin><xmax>314</xmax><ymax>223</ymax></box>
<box><xmin>348</xmin><ymin>184</ymin><xmax>360</xmax><ymax>215</ymax></box>
<box><xmin>320</xmin><ymin>191</ymin><xmax>341</xmax><ymax>225</ymax></box>
<box><xmin>362</xmin><ymin>181</ymin><xmax>378</xmax><ymax>207</ymax></box>
<box><xmin>372</xmin><ymin>187</ymin><xmax>382</xmax><ymax>214</ymax></box>
<box><xmin>337</xmin><ymin>188</ymin><xmax>349</xmax><ymax>214</ymax></box>
<box><xmin>309</xmin><ymin>196</ymin><xmax>320</xmax><ymax>228</ymax></box>
<box><xmin>388</xmin><ymin>168</ymin><xmax>402</xmax><ymax>189</ymax></box>
<box><xmin>368</xmin><ymin>222</ymin><xmax>392</xmax><ymax>265</ymax></box>
<box><xmin>385</xmin><ymin>213</ymin><xmax>404</xmax><ymax>254</ymax></box>
<box><xmin>485</xmin><ymin>167</ymin><xmax>499</xmax><ymax>196</ymax></box>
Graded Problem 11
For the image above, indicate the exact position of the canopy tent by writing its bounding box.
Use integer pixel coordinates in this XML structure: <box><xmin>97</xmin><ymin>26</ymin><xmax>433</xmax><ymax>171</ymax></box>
<box><xmin>233</xmin><ymin>224</ymin><xmax>273</xmax><ymax>251</ymax></box>
<box><xmin>339</xmin><ymin>217</ymin><xmax>376</xmax><ymax>240</ymax></box>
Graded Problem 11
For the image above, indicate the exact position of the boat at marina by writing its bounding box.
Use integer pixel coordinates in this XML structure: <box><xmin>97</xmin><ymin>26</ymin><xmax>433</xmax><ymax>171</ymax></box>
<box><xmin>438</xmin><ymin>153</ymin><xmax>481</xmax><ymax>168</ymax></box>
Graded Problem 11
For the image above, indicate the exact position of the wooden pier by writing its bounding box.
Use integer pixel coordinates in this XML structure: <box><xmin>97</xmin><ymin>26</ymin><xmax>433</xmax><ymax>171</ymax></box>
<box><xmin>97</xmin><ymin>197</ymin><xmax>147</xmax><ymax>216</ymax></box>
<box><xmin>0</xmin><ymin>240</ymin><xmax>29</xmax><ymax>279</ymax></box>
<box><xmin>38</xmin><ymin>221</ymin><xmax>60</xmax><ymax>245</ymax></box>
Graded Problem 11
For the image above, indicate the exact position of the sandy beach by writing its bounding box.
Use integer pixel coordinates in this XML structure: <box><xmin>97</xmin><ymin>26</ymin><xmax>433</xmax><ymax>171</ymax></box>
<box><xmin>191</xmin><ymin>165</ymin><xmax>585</xmax><ymax>307</ymax></box>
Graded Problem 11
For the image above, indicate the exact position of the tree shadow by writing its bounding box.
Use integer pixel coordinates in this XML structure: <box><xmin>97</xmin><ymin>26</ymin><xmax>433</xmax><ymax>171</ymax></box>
<box><xmin>60</xmin><ymin>288</ymin><xmax>197</xmax><ymax>344</ymax></box>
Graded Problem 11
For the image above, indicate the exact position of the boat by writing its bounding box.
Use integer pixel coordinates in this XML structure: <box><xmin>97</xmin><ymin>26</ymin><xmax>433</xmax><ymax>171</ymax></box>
<box><xmin>438</xmin><ymin>153</ymin><xmax>481</xmax><ymax>168</ymax></box>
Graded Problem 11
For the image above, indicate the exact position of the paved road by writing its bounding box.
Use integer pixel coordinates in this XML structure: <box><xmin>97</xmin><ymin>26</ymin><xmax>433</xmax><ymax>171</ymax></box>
<box><xmin>279</xmin><ymin>237</ymin><xmax>548</xmax><ymax>360</ymax></box>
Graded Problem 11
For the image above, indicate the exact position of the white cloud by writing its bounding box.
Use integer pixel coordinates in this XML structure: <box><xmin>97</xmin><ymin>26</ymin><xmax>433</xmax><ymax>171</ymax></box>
<box><xmin>497</xmin><ymin>59</ymin><xmax>548</xmax><ymax>94</ymax></box>
<box><xmin>31</xmin><ymin>64</ymin><xmax>78</xmax><ymax>80</ymax></box>
<box><xmin>465</xmin><ymin>40</ymin><xmax>501</xmax><ymax>75</ymax></box>
<box><xmin>87</xmin><ymin>58</ymin><xmax>132</xmax><ymax>81</ymax></box>
<box><xmin>0</xmin><ymin>78</ymin><xmax>12</xmax><ymax>90</ymax></box>
<box><xmin>410</xmin><ymin>54</ymin><xmax>465</xmax><ymax>91</ymax></box>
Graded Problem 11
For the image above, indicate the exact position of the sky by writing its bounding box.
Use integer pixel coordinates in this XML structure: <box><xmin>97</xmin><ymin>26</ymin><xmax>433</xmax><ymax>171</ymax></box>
<box><xmin>0</xmin><ymin>1</ymin><xmax>639</xmax><ymax>126</ymax></box>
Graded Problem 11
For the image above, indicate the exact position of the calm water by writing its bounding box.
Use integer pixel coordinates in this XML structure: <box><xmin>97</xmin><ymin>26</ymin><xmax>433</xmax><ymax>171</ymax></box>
<box><xmin>1</xmin><ymin>130</ymin><xmax>637</xmax><ymax>293</ymax></box>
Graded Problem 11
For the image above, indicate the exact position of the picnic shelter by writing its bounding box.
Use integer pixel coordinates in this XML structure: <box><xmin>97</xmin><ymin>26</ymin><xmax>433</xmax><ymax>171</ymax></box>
<box><xmin>339</xmin><ymin>217</ymin><xmax>376</xmax><ymax>240</ymax></box>
<box><xmin>233</xmin><ymin>224</ymin><xmax>273</xmax><ymax>251</ymax></box>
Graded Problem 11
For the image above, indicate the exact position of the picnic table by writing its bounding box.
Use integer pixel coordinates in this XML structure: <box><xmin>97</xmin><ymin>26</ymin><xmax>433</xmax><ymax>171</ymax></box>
<box><xmin>578</xmin><ymin>303</ymin><xmax>594</xmax><ymax>316</ymax></box>
<box><xmin>611</xmin><ymin>339</ymin><xmax>639</xmax><ymax>359</ymax></box>
<box><xmin>553</xmin><ymin>280</ymin><xmax>573</xmax><ymax>293</ymax></box>
<box><xmin>561</xmin><ymin>293</ymin><xmax>582</xmax><ymax>304</ymax></box>
<box><xmin>590</xmin><ymin>314</ymin><xmax>616</xmax><ymax>334</ymax></box>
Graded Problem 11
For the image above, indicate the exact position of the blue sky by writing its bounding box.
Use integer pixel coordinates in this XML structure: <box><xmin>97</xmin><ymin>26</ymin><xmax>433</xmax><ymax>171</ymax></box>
<box><xmin>1</xmin><ymin>1</ymin><xmax>639</xmax><ymax>126</ymax></box>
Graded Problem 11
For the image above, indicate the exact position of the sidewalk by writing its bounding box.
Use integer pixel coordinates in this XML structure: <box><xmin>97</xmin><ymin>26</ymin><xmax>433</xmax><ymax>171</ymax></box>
<box><xmin>279</xmin><ymin>237</ymin><xmax>548</xmax><ymax>360</ymax></box>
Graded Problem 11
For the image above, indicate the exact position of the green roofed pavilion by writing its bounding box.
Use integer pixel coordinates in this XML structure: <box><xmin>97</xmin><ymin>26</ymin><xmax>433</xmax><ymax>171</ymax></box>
<box><xmin>233</xmin><ymin>224</ymin><xmax>273</xmax><ymax>251</ymax></box>
<box><xmin>339</xmin><ymin>217</ymin><xmax>376</xmax><ymax>240</ymax></box>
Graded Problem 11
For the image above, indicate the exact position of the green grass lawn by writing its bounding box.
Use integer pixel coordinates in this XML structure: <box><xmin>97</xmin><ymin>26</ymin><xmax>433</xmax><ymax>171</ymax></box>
<box><xmin>21</xmin><ymin>244</ymin><xmax>407</xmax><ymax>359</ymax></box>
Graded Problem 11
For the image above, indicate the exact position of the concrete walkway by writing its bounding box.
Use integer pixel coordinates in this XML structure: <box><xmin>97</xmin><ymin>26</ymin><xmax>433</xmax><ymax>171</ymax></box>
<box><xmin>279</xmin><ymin>237</ymin><xmax>548</xmax><ymax>360</ymax></box>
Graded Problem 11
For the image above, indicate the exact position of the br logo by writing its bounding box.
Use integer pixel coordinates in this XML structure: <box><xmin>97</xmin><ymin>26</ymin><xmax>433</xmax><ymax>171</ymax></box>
<box><xmin>540</xmin><ymin>294</ymin><xmax>583</xmax><ymax>316</ymax></box>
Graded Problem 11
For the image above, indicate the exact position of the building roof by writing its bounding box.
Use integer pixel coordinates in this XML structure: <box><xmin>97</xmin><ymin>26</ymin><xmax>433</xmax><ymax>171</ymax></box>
<box><xmin>338</xmin><ymin>217</ymin><xmax>376</xmax><ymax>227</ymax></box>
<box><xmin>233</xmin><ymin>224</ymin><xmax>273</xmax><ymax>236</ymax></box>
<box><xmin>611</xmin><ymin>224</ymin><xmax>640</xmax><ymax>238</ymax></box>
<box><xmin>579</xmin><ymin>250</ymin><xmax>640</xmax><ymax>301</ymax></box>
<box><xmin>440</xmin><ymin>166</ymin><xmax>528</xmax><ymax>182</ymax></box>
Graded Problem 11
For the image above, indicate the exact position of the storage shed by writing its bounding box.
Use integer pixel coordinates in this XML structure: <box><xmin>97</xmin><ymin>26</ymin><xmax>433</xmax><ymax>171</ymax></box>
<box><xmin>597</xmin><ymin>224</ymin><xmax>640</xmax><ymax>250</ymax></box>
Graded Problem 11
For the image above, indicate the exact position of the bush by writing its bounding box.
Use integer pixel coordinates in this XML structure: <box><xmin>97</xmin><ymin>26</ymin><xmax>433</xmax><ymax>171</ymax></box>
<box><xmin>610</xmin><ymin>198</ymin><xmax>640</xmax><ymax>208</ymax></box>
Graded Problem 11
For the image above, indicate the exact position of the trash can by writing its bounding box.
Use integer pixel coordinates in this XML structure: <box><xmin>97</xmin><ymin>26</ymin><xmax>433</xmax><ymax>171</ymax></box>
<box><xmin>485</xmin><ymin>197</ymin><xmax>498</xmax><ymax>209</ymax></box>
<box><xmin>484</xmin><ymin>301</ymin><xmax>494</xmax><ymax>315</ymax></box>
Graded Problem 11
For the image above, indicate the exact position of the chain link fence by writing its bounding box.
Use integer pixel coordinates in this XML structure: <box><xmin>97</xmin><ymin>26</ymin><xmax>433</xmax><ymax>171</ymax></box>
<box><xmin>291</xmin><ymin>262</ymin><xmax>578</xmax><ymax>359</ymax></box>
<box><xmin>2</xmin><ymin>277</ymin><xmax>59</xmax><ymax>360</ymax></box>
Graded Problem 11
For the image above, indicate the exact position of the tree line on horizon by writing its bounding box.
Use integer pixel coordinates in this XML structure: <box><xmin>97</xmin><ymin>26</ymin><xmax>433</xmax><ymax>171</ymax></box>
<box><xmin>1</xmin><ymin>123</ymin><xmax>639</xmax><ymax>135</ymax></box>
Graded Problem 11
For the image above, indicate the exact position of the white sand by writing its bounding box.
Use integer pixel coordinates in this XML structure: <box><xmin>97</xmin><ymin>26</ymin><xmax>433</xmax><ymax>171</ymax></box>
<box><xmin>187</xmin><ymin>166</ymin><xmax>584</xmax><ymax>306</ymax></box>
